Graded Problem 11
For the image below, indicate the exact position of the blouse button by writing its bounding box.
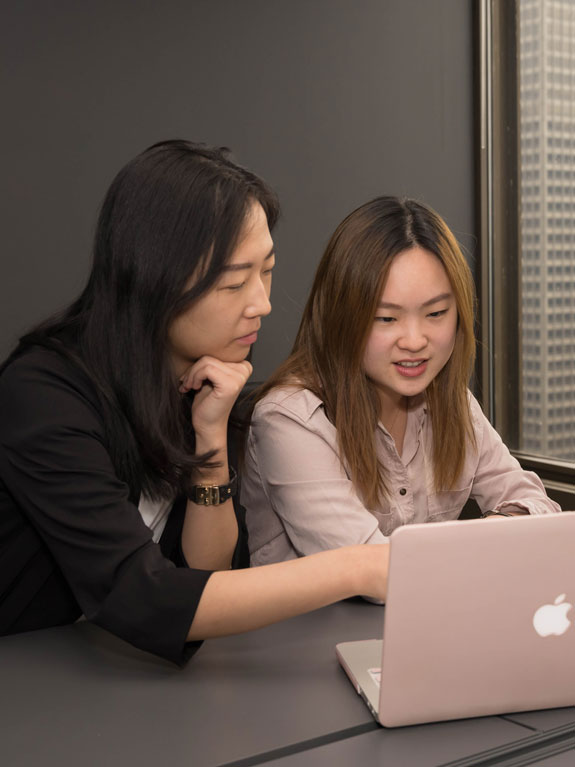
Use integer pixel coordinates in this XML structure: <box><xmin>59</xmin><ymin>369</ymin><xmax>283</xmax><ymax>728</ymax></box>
<box><xmin>399</xmin><ymin>488</ymin><xmax>407</xmax><ymax>496</ymax></box>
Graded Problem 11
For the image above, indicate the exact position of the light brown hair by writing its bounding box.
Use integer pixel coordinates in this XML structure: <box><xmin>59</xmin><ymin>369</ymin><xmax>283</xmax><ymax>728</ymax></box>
<box><xmin>252</xmin><ymin>196</ymin><xmax>476</xmax><ymax>509</ymax></box>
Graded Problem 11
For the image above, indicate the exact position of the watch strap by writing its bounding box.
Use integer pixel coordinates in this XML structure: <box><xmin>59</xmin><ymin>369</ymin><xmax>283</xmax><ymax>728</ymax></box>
<box><xmin>188</xmin><ymin>467</ymin><xmax>237</xmax><ymax>506</ymax></box>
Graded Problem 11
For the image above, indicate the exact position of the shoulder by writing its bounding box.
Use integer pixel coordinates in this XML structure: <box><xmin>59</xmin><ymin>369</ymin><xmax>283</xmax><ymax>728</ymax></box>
<box><xmin>2</xmin><ymin>345</ymin><xmax>90</xmax><ymax>388</ymax></box>
<box><xmin>466</xmin><ymin>390</ymin><xmax>488</xmax><ymax>427</ymax></box>
<box><xmin>463</xmin><ymin>390</ymin><xmax>496</xmax><ymax>453</ymax></box>
<box><xmin>253</xmin><ymin>386</ymin><xmax>325</xmax><ymax>425</ymax></box>
<box><xmin>0</xmin><ymin>345</ymin><xmax>104</xmax><ymax>439</ymax></box>
<box><xmin>1</xmin><ymin>345</ymin><xmax>97</xmax><ymax>402</ymax></box>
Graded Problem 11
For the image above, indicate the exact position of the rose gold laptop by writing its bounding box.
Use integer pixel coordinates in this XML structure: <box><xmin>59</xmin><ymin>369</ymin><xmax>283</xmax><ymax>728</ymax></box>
<box><xmin>336</xmin><ymin>512</ymin><xmax>575</xmax><ymax>727</ymax></box>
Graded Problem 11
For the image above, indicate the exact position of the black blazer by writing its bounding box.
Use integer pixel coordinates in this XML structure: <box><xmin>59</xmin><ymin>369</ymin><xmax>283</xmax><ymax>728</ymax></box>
<box><xmin>0</xmin><ymin>346</ymin><xmax>248</xmax><ymax>663</ymax></box>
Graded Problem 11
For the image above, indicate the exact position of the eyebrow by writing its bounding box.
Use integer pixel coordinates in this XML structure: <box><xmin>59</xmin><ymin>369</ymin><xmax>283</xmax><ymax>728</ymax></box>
<box><xmin>221</xmin><ymin>247</ymin><xmax>275</xmax><ymax>272</ymax></box>
<box><xmin>378</xmin><ymin>292</ymin><xmax>453</xmax><ymax>310</ymax></box>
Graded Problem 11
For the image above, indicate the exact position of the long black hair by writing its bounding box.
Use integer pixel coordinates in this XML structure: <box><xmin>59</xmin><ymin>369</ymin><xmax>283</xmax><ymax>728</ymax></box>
<box><xmin>7</xmin><ymin>140</ymin><xmax>280</xmax><ymax>500</ymax></box>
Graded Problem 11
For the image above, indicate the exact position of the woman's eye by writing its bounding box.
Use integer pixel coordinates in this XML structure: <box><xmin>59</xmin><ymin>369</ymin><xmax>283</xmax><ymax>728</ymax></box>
<box><xmin>428</xmin><ymin>309</ymin><xmax>448</xmax><ymax>318</ymax></box>
<box><xmin>222</xmin><ymin>282</ymin><xmax>246</xmax><ymax>292</ymax></box>
<box><xmin>262</xmin><ymin>268</ymin><xmax>274</xmax><ymax>277</ymax></box>
<box><xmin>375</xmin><ymin>316</ymin><xmax>395</xmax><ymax>323</ymax></box>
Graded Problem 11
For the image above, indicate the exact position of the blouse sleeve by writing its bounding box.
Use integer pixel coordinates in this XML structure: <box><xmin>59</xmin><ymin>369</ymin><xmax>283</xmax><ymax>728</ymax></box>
<box><xmin>244</xmin><ymin>396</ymin><xmax>387</xmax><ymax>555</ymax></box>
<box><xmin>0</xmin><ymin>349</ymin><xmax>214</xmax><ymax>664</ymax></box>
<box><xmin>468</xmin><ymin>395</ymin><xmax>562</xmax><ymax>515</ymax></box>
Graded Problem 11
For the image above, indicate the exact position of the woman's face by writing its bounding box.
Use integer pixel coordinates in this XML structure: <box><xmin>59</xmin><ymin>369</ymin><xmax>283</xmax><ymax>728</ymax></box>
<box><xmin>168</xmin><ymin>202</ymin><xmax>275</xmax><ymax>377</ymax></box>
<box><xmin>362</xmin><ymin>246</ymin><xmax>458</xmax><ymax>414</ymax></box>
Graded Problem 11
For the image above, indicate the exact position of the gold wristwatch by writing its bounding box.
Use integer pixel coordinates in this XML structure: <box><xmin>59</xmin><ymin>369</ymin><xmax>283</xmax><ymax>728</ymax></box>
<box><xmin>188</xmin><ymin>467</ymin><xmax>237</xmax><ymax>506</ymax></box>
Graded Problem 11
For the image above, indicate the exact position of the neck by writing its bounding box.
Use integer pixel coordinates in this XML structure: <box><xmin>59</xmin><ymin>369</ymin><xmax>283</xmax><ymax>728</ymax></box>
<box><xmin>377</xmin><ymin>390</ymin><xmax>407</xmax><ymax>431</ymax></box>
<box><xmin>379</xmin><ymin>393</ymin><xmax>408</xmax><ymax>456</ymax></box>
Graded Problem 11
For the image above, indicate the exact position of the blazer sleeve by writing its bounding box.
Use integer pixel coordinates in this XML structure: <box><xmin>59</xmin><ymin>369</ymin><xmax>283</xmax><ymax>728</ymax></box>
<box><xmin>0</xmin><ymin>349</ymin><xmax>213</xmax><ymax>664</ymax></box>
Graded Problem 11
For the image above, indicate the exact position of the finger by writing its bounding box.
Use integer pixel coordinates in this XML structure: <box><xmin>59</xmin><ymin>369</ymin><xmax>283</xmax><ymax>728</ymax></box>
<box><xmin>180</xmin><ymin>357</ymin><xmax>252</xmax><ymax>394</ymax></box>
<box><xmin>180</xmin><ymin>363</ymin><xmax>249</xmax><ymax>396</ymax></box>
<box><xmin>179</xmin><ymin>357</ymin><xmax>227</xmax><ymax>393</ymax></box>
<box><xmin>238</xmin><ymin>359</ymin><xmax>253</xmax><ymax>378</ymax></box>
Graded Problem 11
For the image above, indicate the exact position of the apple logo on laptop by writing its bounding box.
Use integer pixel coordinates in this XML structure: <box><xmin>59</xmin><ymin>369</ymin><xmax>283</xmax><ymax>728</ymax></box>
<box><xmin>532</xmin><ymin>594</ymin><xmax>573</xmax><ymax>637</ymax></box>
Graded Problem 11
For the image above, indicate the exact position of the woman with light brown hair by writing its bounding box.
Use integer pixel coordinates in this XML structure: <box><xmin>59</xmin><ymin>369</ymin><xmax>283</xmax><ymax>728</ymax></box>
<box><xmin>241</xmin><ymin>196</ymin><xmax>559</xmax><ymax>568</ymax></box>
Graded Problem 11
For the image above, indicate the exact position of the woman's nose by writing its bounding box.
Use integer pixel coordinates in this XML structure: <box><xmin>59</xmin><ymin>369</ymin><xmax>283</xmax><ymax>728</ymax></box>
<box><xmin>397</xmin><ymin>322</ymin><xmax>427</xmax><ymax>351</ymax></box>
<box><xmin>245</xmin><ymin>279</ymin><xmax>272</xmax><ymax>318</ymax></box>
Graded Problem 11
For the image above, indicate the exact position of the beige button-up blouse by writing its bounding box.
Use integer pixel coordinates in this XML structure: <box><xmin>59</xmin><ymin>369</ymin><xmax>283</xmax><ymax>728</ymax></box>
<box><xmin>241</xmin><ymin>387</ymin><xmax>561</xmax><ymax>566</ymax></box>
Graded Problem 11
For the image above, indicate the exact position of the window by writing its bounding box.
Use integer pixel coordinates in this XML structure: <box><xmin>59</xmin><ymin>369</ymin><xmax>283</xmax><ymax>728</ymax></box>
<box><xmin>478</xmin><ymin>0</ymin><xmax>574</xmax><ymax>501</ymax></box>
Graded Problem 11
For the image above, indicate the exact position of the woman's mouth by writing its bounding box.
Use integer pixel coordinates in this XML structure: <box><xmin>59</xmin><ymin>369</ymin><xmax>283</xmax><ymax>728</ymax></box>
<box><xmin>394</xmin><ymin>360</ymin><xmax>428</xmax><ymax>377</ymax></box>
<box><xmin>236</xmin><ymin>331</ymin><xmax>259</xmax><ymax>345</ymax></box>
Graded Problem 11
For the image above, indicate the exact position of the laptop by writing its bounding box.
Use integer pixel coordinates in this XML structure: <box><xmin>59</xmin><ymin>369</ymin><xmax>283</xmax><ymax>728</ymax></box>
<box><xmin>336</xmin><ymin>512</ymin><xmax>575</xmax><ymax>727</ymax></box>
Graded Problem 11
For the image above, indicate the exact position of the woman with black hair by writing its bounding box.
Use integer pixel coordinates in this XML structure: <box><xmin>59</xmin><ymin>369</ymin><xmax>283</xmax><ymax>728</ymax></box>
<box><xmin>0</xmin><ymin>141</ymin><xmax>388</xmax><ymax>663</ymax></box>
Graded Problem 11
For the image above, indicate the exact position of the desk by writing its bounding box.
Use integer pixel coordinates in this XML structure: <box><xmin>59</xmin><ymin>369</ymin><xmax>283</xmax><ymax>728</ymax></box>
<box><xmin>0</xmin><ymin>600</ymin><xmax>570</xmax><ymax>767</ymax></box>
<box><xmin>504</xmin><ymin>708</ymin><xmax>575</xmax><ymax>731</ymax></box>
<box><xmin>258</xmin><ymin>719</ymin><xmax>528</xmax><ymax>767</ymax></box>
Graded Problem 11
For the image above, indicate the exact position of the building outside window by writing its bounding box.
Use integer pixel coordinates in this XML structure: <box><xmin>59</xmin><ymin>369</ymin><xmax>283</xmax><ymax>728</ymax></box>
<box><xmin>519</xmin><ymin>0</ymin><xmax>575</xmax><ymax>462</ymax></box>
<box><xmin>479</xmin><ymin>0</ymin><xmax>574</xmax><ymax>508</ymax></box>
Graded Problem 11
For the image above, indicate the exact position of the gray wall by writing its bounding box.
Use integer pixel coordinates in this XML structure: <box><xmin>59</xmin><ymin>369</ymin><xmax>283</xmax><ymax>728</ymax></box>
<box><xmin>1</xmin><ymin>0</ymin><xmax>475</xmax><ymax>380</ymax></box>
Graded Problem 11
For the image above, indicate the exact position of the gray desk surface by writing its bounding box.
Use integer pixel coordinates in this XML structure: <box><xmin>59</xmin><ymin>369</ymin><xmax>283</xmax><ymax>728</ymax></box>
<box><xmin>0</xmin><ymin>599</ymin><xmax>570</xmax><ymax>767</ymax></box>
<box><xmin>0</xmin><ymin>600</ymin><xmax>378</xmax><ymax>767</ymax></box>
<box><xmin>534</xmin><ymin>753</ymin><xmax>575</xmax><ymax>767</ymax></box>
<box><xmin>260</xmin><ymin>718</ymin><xmax>529</xmax><ymax>767</ymax></box>
<box><xmin>503</xmin><ymin>708</ymin><xmax>575</xmax><ymax>732</ymax></box>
